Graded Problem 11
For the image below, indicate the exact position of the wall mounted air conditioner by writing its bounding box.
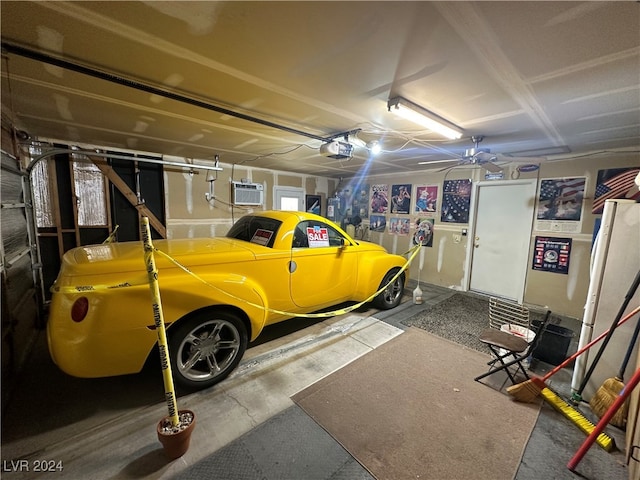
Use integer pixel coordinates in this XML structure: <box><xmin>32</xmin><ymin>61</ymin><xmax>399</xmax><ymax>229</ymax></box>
<box><xmin>231</xmin><ymin>181</ymin><xmax>264</xmax><ymax>206</ymax></box>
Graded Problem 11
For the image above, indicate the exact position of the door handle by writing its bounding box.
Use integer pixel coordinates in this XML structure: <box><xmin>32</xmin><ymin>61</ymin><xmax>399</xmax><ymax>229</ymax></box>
<box><xmin>288</xmin><ymin>261</ymin><xmax>297</xmax><ymax>273</ymax></box>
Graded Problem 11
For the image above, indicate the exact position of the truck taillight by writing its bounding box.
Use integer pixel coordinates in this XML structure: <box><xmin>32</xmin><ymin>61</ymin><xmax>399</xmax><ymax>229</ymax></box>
<box><xmin>71</xmin><ymin>297</ymin><xmax>89</xmax><ymax>322</ymax></box>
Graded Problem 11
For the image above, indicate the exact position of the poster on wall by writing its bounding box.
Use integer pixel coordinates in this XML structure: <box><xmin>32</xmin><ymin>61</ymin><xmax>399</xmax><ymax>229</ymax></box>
<box><xmin>305</xmin><ymin>195</ymin><xmax>321</xmax><ymax>215</ymax></box>
<box><xmin>389</xmin><ymin>217</ymin><xmax>410</xmax><ymax>235</ymax></box>
<box><xmin>532</xmin><ymin>236</ymin><xmax>572</xmax><ymax>274</ymax></box>
<box><xmin>441</xmin><ymin>179</ymin><xmax>472</xmax><ymax>223</ymax></box>
<box><xmin>535</xmin><ymin>177</ymin><xmax>585</xmax><ymax>233</ymax></box>
<box><xmin>329</xmin><ymin>188</ymin><xmax>353</xmax><ymax>227</ymax></box>
<box><xmin>592</xmin><ymin>167</ymin><xmax>640</xmax><ymax>214</ymax></box>
<box><xmin>351</xmin><ymin>184</ymin><xmax>370</xmax><ymax>218</ymax></box>
<box><xmin>326</xmin><ymin>196</ymin><xmax>340</xmax><ymax>221</ymax></box>
<box><xmin>369</xmin><ymin>215</ymin><xmax>386</xmax><ymax>232</ymax></box>
<box><xmin>390</xmin><ymin>184</ymin><xmax>412</xmax><ymax>214</ymax></box>
<box><xmin>413</xmin><ymin>218</ymin><xmax>434</xmax><ymax>247</ymax></box>
<box><xmin>415</xmin><ymin>185</ymin><xmax>438</xmax><ymax>216</ymax></box>
<box><xmin>370</xmin><ymin>184</ymin><xmax>389</xmax><ymax>214</ymax></box>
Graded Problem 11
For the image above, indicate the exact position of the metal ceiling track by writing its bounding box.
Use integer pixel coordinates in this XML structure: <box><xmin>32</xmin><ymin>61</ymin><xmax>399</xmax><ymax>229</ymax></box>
<box><xmin>1</xmin><ymin>41</ymin><xmax>354</xmax><ymax>144</ymax></box>
<box><xmin>25</xmin><ymin>148</ymin><xmax>222</xmax><ymax>177</ymax></box>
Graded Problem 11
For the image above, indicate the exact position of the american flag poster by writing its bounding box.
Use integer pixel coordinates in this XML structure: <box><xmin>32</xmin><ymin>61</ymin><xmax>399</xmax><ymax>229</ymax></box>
<box><xmin>532</xmin><ymin>236</ymin><xmax>572</xmax><ymax>274</ymax></box>
<box><xmin>592</xmin><ymin>168</ymin><xmax>640</xmax><ymax>214</ymax></box>
<box><xmin>441</xmin><ymin>179</ymin><xmax>471</xmax><ymax>223</ymax></box>
<box><xmin>536</xmin><ymin>177</ymin><xmax>585</xmax><ymax>221</ymax></box>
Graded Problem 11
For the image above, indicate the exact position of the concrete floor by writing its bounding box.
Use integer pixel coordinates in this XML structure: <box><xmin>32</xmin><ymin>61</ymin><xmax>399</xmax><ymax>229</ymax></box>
<box><xmin>0</xmin><ymin>284</ymin><xmax>631</xmax><ymax>479</ymax></box>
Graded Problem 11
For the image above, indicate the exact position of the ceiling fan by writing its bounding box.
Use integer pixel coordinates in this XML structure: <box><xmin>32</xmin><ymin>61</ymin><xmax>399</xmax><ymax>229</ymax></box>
<box><xmin>459</xmin><ymin>135</ymin><xmax>547</xmax><ymax>172</ymax></box>
<box><xmin>419</xmin><ymin>135</ymin><xmax>548</xmax><ymax>171</ymax></box>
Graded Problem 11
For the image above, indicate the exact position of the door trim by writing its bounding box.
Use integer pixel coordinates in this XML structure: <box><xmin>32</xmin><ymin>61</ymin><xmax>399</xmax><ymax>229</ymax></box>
<box><xmin>462</xmin><ymin>179</ymin><xmax>537</xmax><ymax>303</ymax></box>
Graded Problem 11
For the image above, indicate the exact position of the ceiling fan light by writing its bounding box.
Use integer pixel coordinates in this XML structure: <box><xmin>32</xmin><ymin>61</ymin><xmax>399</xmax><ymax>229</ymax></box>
<box><xmin>387</xmin><ymin>96</ymin><xmax>463</xmax><ymax>140</ymax></box>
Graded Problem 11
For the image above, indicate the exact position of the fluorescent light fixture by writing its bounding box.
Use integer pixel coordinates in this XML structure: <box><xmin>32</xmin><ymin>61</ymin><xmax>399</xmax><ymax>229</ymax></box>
<box><xmin>387</xmin><ymin>96</ymin><xmax>463</xmax><ymax>140</ymax></box>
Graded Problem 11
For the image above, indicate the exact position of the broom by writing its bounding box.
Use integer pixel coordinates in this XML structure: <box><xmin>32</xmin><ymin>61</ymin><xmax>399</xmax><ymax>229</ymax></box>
<box><xmin>589</xmin><ymin>310</ymin><xmax>640</xmax><ymax>428</ymax></box>
<box><xmin>507</xmin><ymin>305</ymin><xmax>640</xmax><ymax>403</ymax></box>
<box><xmin>568</xmin><ymin>366</ymin><xmax>640</xmax><ymax>471</ymax></box>
<box><xmin>571</xmin><ymin>269</ymin><xmax>640</xmax><ymax>405</ymax></box>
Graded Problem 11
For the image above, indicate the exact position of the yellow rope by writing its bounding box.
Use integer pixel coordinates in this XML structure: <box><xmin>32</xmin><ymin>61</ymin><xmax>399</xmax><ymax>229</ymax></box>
<box><xmin>155</xmin><ymin>243</ymin><xmax>421</xmax><ymax>318</ymax></box>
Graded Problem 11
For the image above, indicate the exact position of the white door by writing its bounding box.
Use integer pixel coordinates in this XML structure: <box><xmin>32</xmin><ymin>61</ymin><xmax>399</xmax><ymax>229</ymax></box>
<box><xmin>468</xmin><ymin>180</ymin><xmax>537</xmax><ymax>302</ymax></box>
<box><xmin>274</xmin><ymin>186</ymin><xmax>304</xmax><ymax>211</ymax></box>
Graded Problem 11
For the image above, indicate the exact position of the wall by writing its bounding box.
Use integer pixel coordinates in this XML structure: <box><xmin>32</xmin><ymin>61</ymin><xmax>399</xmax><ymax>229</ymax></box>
<box><xmin>164</xmin><ymin>159</ymin><xmax>338</xmax><ymax>239</ymax></box>
<box><xmin>0</xmin><ymin>122</ymin><xmax>42</xmax><ymax>411</ymax></box>
<box><xmin>348</xmin><ymin>153</ymin><xmax>639</xmax><ymax>318</ymax></box>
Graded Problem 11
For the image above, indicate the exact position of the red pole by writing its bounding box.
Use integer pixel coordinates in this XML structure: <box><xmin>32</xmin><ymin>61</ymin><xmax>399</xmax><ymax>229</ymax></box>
<box><xmin>567</xmin><ymin>366</ymin><xmax>640</xmax><ymax>471</ymax></box>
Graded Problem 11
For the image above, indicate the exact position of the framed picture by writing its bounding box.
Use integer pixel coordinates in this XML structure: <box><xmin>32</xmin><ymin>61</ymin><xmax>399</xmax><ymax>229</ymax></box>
<box><xmin>305</xmin><ymin>195</ymin><xmax>321</xmax><ymax>215</ymax></box>
<box><xmin>390</xmin><ymin>183</ymin><xmax>412</xmax><ymax>214</ymax></box>
<box><xmin>441</xmin><ymin>179</ymin><xmax>472</xmax><ymax>223</ymax></box>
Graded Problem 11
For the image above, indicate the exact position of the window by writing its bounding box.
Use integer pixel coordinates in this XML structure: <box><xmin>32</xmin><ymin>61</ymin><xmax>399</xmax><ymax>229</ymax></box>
<box><xmin>226</xmin><ymin>215</ymin><xmax>281</xmax><ymax>248</ymax></box>
<box><xmin>293</xmin><ymin>221</ymin><xmax>345</xmax><ymax>248</ymax></box>
<box><xmin>72</xmin><ymin>155</ymin><xmax>107</xmax><ymax>226</ymax></box>
<box><xmin>30</xmin><ymin>147</ymin><xmax>108</xmax><ymax>228</ymax></box>
<box><xmin>274</xmin><ymin>186</ymin><xmax>304</xmax><ymax>211</ymax></box>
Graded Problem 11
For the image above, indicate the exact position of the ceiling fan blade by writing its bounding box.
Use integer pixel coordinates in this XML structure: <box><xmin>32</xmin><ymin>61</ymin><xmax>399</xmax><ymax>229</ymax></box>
<box><xmin>495</xmin><ymin>153</ymin><xmax>547</xmax><ymax>163</ymax></box>
<box><xmin>418</xmin><ymin>158</ymin><xmax>461</xmax><ymax>166</ymax></box>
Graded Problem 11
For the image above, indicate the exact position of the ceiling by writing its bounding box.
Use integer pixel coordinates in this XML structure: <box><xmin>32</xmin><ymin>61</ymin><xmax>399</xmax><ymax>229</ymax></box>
<box><xmin>1</xmin><ymin>1</ymin><xmax>639</xmax><ymax>178</ymax></box>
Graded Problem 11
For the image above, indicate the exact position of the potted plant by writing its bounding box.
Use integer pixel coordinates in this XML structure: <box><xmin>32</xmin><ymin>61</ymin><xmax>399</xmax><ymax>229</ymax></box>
<box><xmin>141</xmin><ymin>218</ymin><xmax>196</xmax><ymax>459</ymax></box>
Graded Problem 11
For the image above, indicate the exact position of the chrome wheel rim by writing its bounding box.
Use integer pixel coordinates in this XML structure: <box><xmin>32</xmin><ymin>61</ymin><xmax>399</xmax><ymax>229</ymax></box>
<box><xmin>383</xmin><ymin>276</ymin><xmax>402</xmax><ymax>305</ymax></box>
<box><xmin>176</xmin><ymin>319</ymin><xmax>241</xmax><ymax>382</ymax></box>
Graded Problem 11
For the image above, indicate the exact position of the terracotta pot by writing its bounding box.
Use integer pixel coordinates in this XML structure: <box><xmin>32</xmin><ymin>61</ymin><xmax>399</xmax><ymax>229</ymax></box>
<box><xmin>156</xmin><ymin>409</ymin><xmax>196</xmax><ymax>460</ymax></box>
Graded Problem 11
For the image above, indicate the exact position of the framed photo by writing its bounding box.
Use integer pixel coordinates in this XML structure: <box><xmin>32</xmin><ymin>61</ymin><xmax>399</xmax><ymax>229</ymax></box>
<box><xmin>390</xmin><ymin>183</ymin><xmax>412</xmax><ymax>214</ymax></box>
<box><xmin>532</xmin><ymin>236</ymin><xmax>572</xmax><ymax>274</ymax></box>
<box><xmin>441</xmin><ymin>179</ymin><xmax>472</xmax><ymax>223</ymax></box>
<box><xmin>305</xmin><ymin>195</ymin><xmax>321</xmax><ymax>215</ymax></box>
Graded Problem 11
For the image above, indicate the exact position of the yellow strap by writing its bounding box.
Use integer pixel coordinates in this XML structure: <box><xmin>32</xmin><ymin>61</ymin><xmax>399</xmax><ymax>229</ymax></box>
<box><xmin>155</xmin><ymin>244</ymin><xmax>421</xmax><ymax>318</ymax></box>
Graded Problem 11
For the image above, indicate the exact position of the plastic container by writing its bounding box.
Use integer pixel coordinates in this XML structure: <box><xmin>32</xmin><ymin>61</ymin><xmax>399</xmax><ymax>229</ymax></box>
<box><xmin>531</xmin><ymin>320</ymin><xmax>574</xmax><ymax>366</ymax></box>
<box><xmin>413</xmin><ymin>285</ymin><xmax>423</xmax><ymax>305</ymax></box>
<box><xmin>498</xmin><ymin>324</ymin><xmax>535</xmax><ymax>358</ymax></box>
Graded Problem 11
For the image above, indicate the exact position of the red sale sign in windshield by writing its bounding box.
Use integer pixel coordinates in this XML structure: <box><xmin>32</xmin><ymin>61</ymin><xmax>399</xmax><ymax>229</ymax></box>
<box><xmin>306</xmin><ymin>226</ymin><xmax>330</xmax><ymax>247</ymax></box>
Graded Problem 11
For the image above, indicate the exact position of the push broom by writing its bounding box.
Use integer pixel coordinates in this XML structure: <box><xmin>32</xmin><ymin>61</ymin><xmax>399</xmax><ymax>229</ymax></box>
<box><xmin>589</xmin><ymin>310</ymin><xmax>640</xmax><ymax>427</ymax></box>
<box><xmin>568</xmin><ymin>366</ymin><xmax>640</xmax><ymax>471</ymax></box>
<box><xmin>570</xmin><ymin>269</ymin><xmax>640</xmax><ymax>405</ymax></box>
<box><xmin>507</xmin><ymin>305</ymin><xmax>640</xmax><ymax>403</ymax></box>
<box><xmin>508</xmin><ymin>305</ymin><xmax>640</xmax><ymax>452</ymax></box>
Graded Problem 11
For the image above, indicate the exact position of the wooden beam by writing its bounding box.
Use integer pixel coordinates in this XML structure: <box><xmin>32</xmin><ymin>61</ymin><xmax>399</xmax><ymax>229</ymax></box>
<box><xmin>89</xmin><ymin>156</ymin><xmax>166</xmax><ymax>238</ymax></box>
